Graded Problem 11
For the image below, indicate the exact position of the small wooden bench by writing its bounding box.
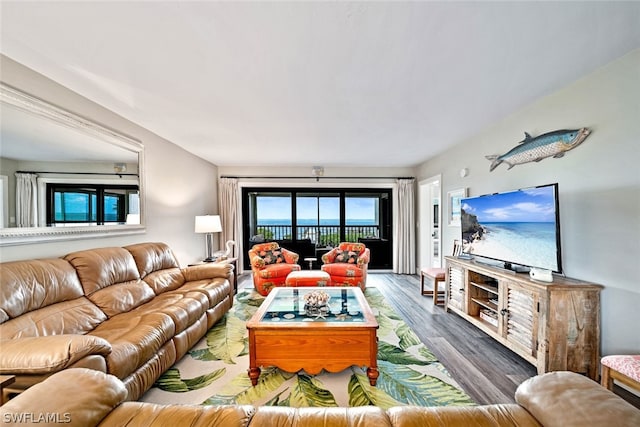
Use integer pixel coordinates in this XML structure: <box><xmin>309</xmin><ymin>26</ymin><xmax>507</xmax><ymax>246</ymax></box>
<box><xmin>421</xmin><ymin>240</ymin><xmax>461</xmax><ymax>305</ymax></box>
<box><xmin>420</xmin><ymin>267</ymin><xmax>446</xmax><ymax>305</ymax></box>
<box><xmin>601</xmin><ymin>355</ymin><xmax>640</xmax><ymax>394</ymax></box>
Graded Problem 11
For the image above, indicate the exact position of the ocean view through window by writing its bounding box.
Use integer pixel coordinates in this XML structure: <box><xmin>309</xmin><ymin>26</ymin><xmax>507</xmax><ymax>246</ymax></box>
<box><xmin>47</xmin><ymin>183</ymin><xmax>139</xmax><ymax>226</ymax></box>
<box><xmin>243</xmin><ymin>188</ymin><xmax>392</xmax><ymax>269</ymax></box>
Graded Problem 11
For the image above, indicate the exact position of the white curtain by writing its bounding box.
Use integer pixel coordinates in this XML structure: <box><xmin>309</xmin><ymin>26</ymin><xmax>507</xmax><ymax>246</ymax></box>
<box><xmin>15</xmin><ymin>172</ymin><xmax>38</xmax><ymax>227</ymax></box>
<box><xmin>218</xmin><ymin>177</ymin><xmax>240</xmax><ymax>265</ymax></box>
<box><xmin>394</xmin><ymin>178</ymin><xmax>416</xmax><ymax>274</ymax></box>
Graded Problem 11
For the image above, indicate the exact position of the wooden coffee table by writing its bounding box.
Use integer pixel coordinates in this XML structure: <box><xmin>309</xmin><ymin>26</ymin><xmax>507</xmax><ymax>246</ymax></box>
<box><xmin>246</xmin><ymin>287</ymin><xmax>379</xmax><ymax>386</ymax></box>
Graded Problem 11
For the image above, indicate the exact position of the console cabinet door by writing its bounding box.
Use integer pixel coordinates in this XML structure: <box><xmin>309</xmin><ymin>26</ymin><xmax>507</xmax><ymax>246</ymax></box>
<box><xmin>446</xmin><ymin>264</ymin><xmax>466</xmax><ymax>312</ymax></box>
<box><xmin>502</xmin><ymin>282</ymin><xmax>539</xmax><ymax>359</ymax></box>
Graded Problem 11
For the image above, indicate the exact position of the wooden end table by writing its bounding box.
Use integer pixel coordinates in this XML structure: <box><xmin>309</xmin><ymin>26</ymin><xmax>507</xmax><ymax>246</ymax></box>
<box><xmin>246</xmin><ymin>287</ymin><xmax>379</xmax><ymax>386</ymax></box>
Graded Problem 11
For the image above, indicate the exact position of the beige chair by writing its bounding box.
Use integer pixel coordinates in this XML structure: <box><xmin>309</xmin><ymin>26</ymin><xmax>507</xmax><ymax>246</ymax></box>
<box><xmin>601</xmin><ymin>355</ymin><xmax>640</xmax><ymax>394</ymax></box>
<box><xmin>420</xmin><ymin>240</ymin><xmax>461</xmax><ymax>305</ymax></box>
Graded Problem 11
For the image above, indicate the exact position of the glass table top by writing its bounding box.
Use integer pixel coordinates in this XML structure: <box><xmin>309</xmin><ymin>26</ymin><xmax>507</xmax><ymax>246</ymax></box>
<box><xmin>258</xmin><ymin>287</ymin><xmax>367</xmax><ymax>323</ymax></box>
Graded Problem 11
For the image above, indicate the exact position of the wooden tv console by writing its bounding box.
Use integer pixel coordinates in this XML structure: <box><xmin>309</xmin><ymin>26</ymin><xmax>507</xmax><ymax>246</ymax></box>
<box><xmin>444</xmin><ymin>256</ymin><xmax>603</xmax><ymax>380</ymax></box>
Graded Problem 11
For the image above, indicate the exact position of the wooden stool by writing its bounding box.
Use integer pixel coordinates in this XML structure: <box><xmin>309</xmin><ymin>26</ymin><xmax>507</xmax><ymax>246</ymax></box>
<box><xmin>601</xmin><ymin>355</ymin><xmax>640</xmax><ymax>394</ymax></box>
<box><xmin>420</xmin><ymin>267</ymin><xmax>446</xmax><ymax>305</ymax></box>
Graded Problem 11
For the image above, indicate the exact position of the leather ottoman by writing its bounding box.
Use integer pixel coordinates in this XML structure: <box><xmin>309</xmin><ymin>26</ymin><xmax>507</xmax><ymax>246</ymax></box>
<box><xmin>285</xmin><ymin>270</ymin><xmax>332</xmax><ymax>287</ymax></box>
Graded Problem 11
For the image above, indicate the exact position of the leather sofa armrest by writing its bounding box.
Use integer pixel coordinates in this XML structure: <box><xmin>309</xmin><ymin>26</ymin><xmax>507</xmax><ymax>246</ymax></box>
<box><xmin>0</xmin><ymin>335</ymin><xmax>111</xmax><ymax>375</ymax></box>
<box><xmin>182</xmin><ymin>263</ymin><xmax>232</xmax><ymax>282</ymax></box>
<box><xmin>515</xmin><ymin>371</ymin><xmax>640</xmax><ymax>427</ymax></box>
<box><xmin>0</xmin><ymin>368</ymin><xmax>127</xmax><ymax>427</ymax></box>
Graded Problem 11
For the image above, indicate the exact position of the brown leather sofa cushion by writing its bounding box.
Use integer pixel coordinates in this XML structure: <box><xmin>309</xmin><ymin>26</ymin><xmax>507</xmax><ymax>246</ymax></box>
<box><xmin>0</xmin><ymin>369</ymin><xmax>127</xmax><ymax>427</ymax></box>
<box><xmin>102</xmin><ymin>402</ymin><xmax>255</xmax><ymax>427</ymax></box>
<box><xmin>131</xmin><ymin>290</ymin><xmax>210</xmax><ymax>333</ymax></box>
<box><xmin>125</xmin><ymin>242</ymin><xmax>181</xmax><ymax>278</ymax></box>
<box><xmin>515</xmin><ymin>371</ymin><xmax>640</xmax><ymax>427</ymax></box>
<box><xmin>125</xmin><ymin>243</ymin><xmax>187</xmax><ymax>294</ymax></box>
<box><xmin>87</xmin><ymin>280</ymin><xmax>156</xmax><ymax>318</ymax></box>
<box><xmin>88</xmin><ymin>311</ymin><xmax>175</xmax><ymax>379</ymax></box>
<box><xmin>0</xmin><ymin>335</ymin><xmax>111</xmax><ymax>374</ymax></box>
<box><xmin>0</xmin><ymin>297</ymin><xmax>107</xmax><ymax>338</ymax></box>
<box><xmin>0</xmin><ymin>258</ymin><xmax>84</xmax><ymax>323</ymax></box>
<box><xmin>65</xmin><ymin>247</ymin><xmax>141</xmax><ymax>295</ymax></box>
<box><xmin>387</xmin><ymin>404</ymin><xmax>540</xmax><ymax>427</ymax></box>
<box><xmin>141</xmin><ymin>268</ymin><xmax>186</xmax><ymax>294</ymax></box>
<box><xmin>65</xmin><ymin>247</ymin><xmax>157</xmax><ymax>317</ymax></box>
<box><xmin>250</xmin><ymin>406</ymin><xmax>393</xmax><ymax>427</ymax></box>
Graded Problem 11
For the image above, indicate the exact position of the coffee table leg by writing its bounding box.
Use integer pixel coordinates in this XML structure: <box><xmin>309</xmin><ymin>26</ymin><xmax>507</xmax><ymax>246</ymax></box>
<box><xmin>367</xmin><ymin>366</ymin><xmax>379</xmax><ymax>386</ymax></box>
<box><xmin>248</xmin><ymin>367</ymin><xmax>261</xmax><ymax>386</ymax></box>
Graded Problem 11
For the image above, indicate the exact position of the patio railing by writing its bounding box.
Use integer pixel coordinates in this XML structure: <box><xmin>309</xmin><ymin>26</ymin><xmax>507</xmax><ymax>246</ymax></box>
<box><xmin>256</xmin><ymin>224</ymin><xmax>379</xmax><ymax>246</ymax></box>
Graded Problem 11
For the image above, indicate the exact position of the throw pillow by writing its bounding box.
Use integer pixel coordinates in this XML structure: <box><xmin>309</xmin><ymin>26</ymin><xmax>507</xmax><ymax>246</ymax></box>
<box><xmin>334</xmin><ymin>249</ymin><xmax>358</xmax><ymax>264</ymax></box>
<box><xmin>260</xmin><ymin>249</ymin><xmax>285</xmax><ymax>265</ymax></box>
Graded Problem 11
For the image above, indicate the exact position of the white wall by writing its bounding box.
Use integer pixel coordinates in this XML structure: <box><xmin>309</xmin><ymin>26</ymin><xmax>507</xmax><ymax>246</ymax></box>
<box><xmin>0</xmin><ymin>56</ymin><xmax>220</xmax><ymax>266</ymax></box>
<box><xmin>416</xmin><ymin>49</ymin><xmax>640</xmax><ymax>356</ymax></box>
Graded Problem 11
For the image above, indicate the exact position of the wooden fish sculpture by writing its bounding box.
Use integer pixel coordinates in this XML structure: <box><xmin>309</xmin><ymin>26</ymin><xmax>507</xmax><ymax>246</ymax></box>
<box><xmin>486</xmin><ymin>128</ymin><xmax>591</xmax><ymax>171</ymax></box>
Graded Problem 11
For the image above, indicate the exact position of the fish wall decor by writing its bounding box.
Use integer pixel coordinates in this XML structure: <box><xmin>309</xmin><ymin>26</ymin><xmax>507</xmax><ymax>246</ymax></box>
<box><xmin>486</xmin><ymin>128</ymin><xmax>591</xmax><ymax>171</ymax></box>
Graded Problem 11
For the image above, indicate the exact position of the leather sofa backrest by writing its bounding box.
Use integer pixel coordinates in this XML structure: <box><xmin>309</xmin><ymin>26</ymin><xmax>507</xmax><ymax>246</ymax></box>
<box><xmin>125</xmin><ymin>242</ymin><xmax>186</xmax><ymax>294</ymax></box>
<box><xmin>65</xmin><ymin>247</ymin><xmax>155</xmax><ymax>318</ymax></box>
<box><xmin>0</xmin><ymin>258</ymin><xmax>107</xmax><ymax>338</ymax></box>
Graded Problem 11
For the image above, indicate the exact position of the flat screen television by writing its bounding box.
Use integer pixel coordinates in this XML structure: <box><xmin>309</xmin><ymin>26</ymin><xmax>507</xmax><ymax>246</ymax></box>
<box><xmin>460</xmin><ymin>183</ymin><xmax>562</xmax><ymax>273</ymax></box>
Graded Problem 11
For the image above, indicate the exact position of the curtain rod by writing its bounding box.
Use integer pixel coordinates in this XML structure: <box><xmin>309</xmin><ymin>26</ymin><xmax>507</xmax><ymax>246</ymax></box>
<box><xmin>16</xmin><ymin>170</ymin><xmax>139</xmax><ymax>177</ymax></box>
<box><xmin>220</xmin><ymin>175</ymin><xmax>415</xmax><ymax>180</ymax></box>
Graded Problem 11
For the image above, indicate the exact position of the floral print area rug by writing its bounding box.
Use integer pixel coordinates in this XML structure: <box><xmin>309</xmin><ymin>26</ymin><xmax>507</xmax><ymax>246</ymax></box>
<box><xmin>140</xmin><ymin>287</ymin><xmax>475</xmax><ymax>408</ymax></box>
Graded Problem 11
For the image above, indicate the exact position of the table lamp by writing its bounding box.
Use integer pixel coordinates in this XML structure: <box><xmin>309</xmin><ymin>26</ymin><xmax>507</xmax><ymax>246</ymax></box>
<box><xmin>195</xmin><ymin>215</ymin><xmax>222</xmax><ymax>262</ymax></box>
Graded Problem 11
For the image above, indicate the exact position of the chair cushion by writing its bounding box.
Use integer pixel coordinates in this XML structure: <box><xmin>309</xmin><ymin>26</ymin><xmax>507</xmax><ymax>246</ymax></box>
<box><xmin>256</xmin><ymin>263</ymin><xmax>300</xmax><ymax>279</ymax></box>
<box><xmin>322</xmin><ymin>263</ymin><xmax>363</xmax><ymax>277</ymax></box>
<box><xmin>601</xmin><ymin>355</ymin><xmax>640</xmax><ymax>381</ymax></box>
<box><xmin>338</xmin><ymin>242</ymin><xmax>366</xmax><ymax>253</ymax></box>
<box><xmin>422</xmin><ymin>267</ymin><xmax>446</xmax><ymax>280</ymax></box>
<box><xmin>333</xmin><ymin>249</ymin><xmax>359</xmax><ymax>264</ymax></box>
<box><xmin>260</xmin><ymin>249</ymin><xmax>285</xmax><ymax>265</ymax></box>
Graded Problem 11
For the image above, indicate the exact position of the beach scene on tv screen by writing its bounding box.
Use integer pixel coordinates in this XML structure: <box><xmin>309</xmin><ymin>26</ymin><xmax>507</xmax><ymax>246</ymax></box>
<box><xmin>460</xmin><ymin>186</ymin><xmax>559</xmax><ymax>271</ymax></box>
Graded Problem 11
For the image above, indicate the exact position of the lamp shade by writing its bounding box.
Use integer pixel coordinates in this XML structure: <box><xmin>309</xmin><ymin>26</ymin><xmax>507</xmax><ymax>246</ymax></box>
<box><xmin>195</xmin><ymin>215</ymin><xmax>222</xmax><ymax>233</ymax></box>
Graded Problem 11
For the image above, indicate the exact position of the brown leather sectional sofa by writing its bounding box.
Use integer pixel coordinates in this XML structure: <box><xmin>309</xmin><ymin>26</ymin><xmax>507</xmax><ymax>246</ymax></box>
<box><xmin>0</xmin><ymin>242</ymin><xmax>234</xmax><ymax>401</ymax></box>
<box><xmin>1</xmin><ymin>368</ymin><xmax>639</xmax><ymax>426</ymax></box>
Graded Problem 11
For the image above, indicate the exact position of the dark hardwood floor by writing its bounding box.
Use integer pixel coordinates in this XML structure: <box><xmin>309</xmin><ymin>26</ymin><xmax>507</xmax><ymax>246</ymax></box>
<box><xmin>238</xmin><ymin>272</ymin><xmax>640</xmax><ymax>408</ymax></box>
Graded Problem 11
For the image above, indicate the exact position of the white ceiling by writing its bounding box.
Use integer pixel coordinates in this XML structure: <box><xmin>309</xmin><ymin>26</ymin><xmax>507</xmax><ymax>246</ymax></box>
<box><xmin>1</xmin><ymin>1</ymin><xmax>639</xmax><ymax>168</ymax></box>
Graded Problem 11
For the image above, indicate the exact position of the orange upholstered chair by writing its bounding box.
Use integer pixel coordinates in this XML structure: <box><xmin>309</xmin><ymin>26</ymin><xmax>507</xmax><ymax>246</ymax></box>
<box><xmin>321</xmin><ymin>242</ymin><xmax>370</xmax><ymax>290</ymax></box>
<box><xmin>249</xmin><ymin>242</ymin><xmax>301</xmax><ymax>296</ymax></box>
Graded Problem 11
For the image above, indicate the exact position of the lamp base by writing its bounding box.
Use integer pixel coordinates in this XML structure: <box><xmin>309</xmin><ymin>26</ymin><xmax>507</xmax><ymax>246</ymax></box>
<box><xmin>202</xmin><ymin>256</ymin><xmax>217</xmax><ymax>263</ymax></box>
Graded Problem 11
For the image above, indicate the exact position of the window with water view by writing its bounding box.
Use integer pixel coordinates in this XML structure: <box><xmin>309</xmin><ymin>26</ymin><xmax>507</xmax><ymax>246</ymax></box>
<box><xmin>46</xmin><ymin>183</ymin><xmax>139</xmax><ymax>226</ymax></box>
<box><xmin>251</xmin><ymin>191</ymin><xmax>384</xmax><ymax>246</ymax></box>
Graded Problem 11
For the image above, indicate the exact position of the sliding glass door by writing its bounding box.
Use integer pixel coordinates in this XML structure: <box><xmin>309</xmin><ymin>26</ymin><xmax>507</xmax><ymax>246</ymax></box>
<box><xmin>243</xmin><ymin>188</ymin><xmax>392</xmax><ymax>269</ymax></box>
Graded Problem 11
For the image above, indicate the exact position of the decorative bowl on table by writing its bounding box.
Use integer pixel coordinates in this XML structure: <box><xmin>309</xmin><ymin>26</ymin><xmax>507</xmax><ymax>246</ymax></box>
<box><xmin>303</xmin><ymin>290</ymin><xmax>331</xmax><ymax>317</ymax></box>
